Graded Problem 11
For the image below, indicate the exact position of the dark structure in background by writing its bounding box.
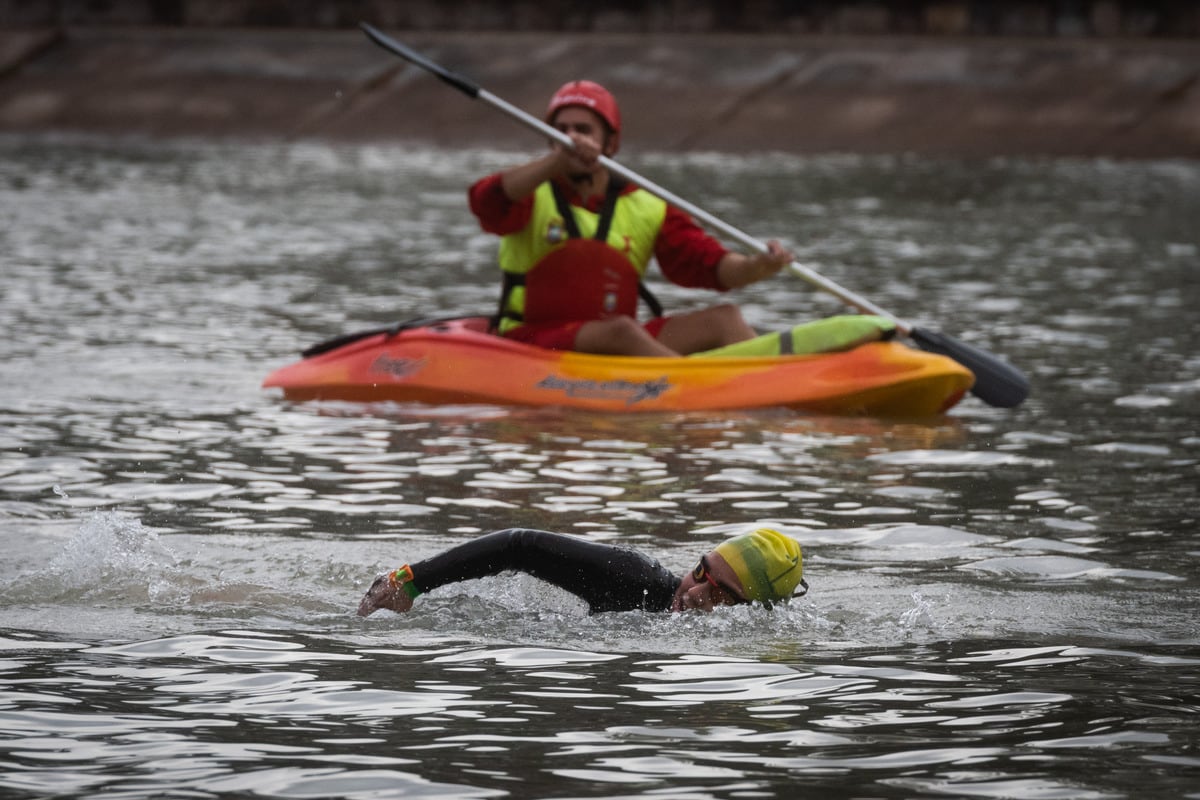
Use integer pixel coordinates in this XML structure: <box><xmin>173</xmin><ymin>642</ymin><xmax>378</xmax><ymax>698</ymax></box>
<box><xmin>2</xmin><ymin>0</ymin><xmax>1198</xmax><ymax>37</ymax></box>
<box><xmin>1</xmin><ymin>2</ymin><xmax>1197</xmax><ymax>157</ymax></box>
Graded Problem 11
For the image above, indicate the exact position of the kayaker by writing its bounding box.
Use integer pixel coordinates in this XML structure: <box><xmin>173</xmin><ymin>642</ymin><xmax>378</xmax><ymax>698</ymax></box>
<box><xmin>468</xmin><ymin>79</ymin><xmax>796</xmax><ymax>357</ymax></box>
<box><xmin>356</xmin><ymin>527</ymin><xmax>807</xmax><ymax>616</ymax></box>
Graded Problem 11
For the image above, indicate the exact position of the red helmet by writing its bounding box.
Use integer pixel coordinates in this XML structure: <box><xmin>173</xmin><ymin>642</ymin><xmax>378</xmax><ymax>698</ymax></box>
<box><xmin>545</xmin><ymin>80</ymin><xmax>621</xmax><ymax>151</ymax></box>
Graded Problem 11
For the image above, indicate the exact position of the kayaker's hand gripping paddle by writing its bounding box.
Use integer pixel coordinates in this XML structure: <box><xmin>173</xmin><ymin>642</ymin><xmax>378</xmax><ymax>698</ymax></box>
<box><xmin>359</xmin><ymin>22</ymin><xmax>1030</xmax><ymax>409</ymax></box>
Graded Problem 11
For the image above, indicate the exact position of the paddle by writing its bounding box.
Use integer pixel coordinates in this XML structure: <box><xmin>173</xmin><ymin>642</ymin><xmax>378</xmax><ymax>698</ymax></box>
<box><xmin>358</xmin><ymin>23</ymin><xmax>1030</xmax><ymax>408</ymax></box>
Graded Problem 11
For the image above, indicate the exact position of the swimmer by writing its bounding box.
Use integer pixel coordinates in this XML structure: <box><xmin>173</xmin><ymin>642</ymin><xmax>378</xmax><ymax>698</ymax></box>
<box><xmin>357</xmin><ymin>527</ymin><xmax>806</xmax><ymax>616</ymax></box>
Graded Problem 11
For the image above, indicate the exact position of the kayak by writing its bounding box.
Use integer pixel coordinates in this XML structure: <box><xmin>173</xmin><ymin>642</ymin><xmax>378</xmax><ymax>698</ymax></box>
<box><xmin>264</xmin><ymin>316</ymin><xmax>973</xmax><ymax>416</ymax></box>
<box><xmin>262</xmin><ymin>316</ymin><xmax>974</xmax><ymax>416</ymax></box>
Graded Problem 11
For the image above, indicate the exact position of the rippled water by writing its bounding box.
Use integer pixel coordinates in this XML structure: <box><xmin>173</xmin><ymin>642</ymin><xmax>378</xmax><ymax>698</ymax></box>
<box><xmin>1</xmin><ymin>134</ymin><xmax>1198</xmax><ymax>798</ymax></box>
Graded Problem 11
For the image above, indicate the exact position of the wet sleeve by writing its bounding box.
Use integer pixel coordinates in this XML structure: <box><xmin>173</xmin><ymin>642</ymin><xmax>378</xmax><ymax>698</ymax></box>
<box><xmin>409</xmin><ymin>528</ymin><xmax>680</xmax><ymax>613</ymax></box>
<box><xmin>653</xmin><ymin>204</ymin><xmax>730</xmax><ymax>290</ymax></box>
<box><xmin>468</xmin><ymin>173</ymin><xmax>535</xmax><ymax>235</ymax></box>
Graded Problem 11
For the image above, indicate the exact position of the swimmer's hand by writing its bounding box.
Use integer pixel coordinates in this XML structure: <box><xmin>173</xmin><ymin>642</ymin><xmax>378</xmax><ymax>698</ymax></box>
<box><xmin>356</xmin><ymin>572</ymin><xmax>414</xmax><ymax>617</ymax></box>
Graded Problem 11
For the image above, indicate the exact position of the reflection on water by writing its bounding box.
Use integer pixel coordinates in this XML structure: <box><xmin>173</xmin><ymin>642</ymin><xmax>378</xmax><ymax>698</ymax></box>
<box><xmin>2</xmin><ymin>628</ymin><xmax>1196</xmax><ymax>798</ymax></box>
<box><xmin>0</xmin><ymin>136</ymin><xmax>1198</xmax><ymax>797</ymax></box>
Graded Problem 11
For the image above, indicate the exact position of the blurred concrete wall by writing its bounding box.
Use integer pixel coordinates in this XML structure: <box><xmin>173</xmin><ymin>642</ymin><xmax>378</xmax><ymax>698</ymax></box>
<box><xmin>2</xmin><ymin>0</ymin><xmax>1198</xmax><ymax>37</ymax></box>
<box><xmin>2</xmin><ymin>3</ymin><xmax>1197</xmax><ymax>156</ymax></box>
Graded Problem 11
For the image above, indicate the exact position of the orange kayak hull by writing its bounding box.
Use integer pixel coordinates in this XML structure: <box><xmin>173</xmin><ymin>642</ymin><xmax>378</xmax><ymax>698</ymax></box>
<box><xmin>262</xmin><ymin>317</ymin><xmax>974</xmax><ymax>416</ymax></box>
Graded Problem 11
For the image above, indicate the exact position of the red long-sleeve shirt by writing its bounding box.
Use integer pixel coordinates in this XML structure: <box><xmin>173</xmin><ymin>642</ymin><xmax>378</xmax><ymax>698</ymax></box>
<box><xmin>468</xmin><ymin>173</ymin><xmax>730</xmax><ymax>291</ymax></box>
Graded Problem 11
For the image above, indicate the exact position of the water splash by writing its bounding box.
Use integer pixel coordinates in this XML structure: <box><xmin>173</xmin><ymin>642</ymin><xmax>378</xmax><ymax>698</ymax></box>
<box><xmin>26</xmin><ymin>511</ymin><xmax>182</xmax><ymax>604</ymax></box>
<box><xmin>899</xmin><ymin>591</ymin><xmax>937</xmax><ymax>635</ymax></box>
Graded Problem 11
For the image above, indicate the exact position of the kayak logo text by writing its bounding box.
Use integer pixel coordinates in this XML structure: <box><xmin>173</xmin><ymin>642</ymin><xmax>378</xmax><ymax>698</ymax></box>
<box><xmin>370</xmin><ymin>355</ymin><xmax>425</xmax><ymax>380</ymax></box>
<box><xmin>536</xmin><ymin>374</ymin><xmax>671</xmax><ymax>405</ymax></box>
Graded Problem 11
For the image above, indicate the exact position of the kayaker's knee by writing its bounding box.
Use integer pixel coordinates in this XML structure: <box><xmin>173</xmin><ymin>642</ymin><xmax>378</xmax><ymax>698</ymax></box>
<box><xmin>710</xmin><ymin>303</ymin><xmax>749</xmax><ymax>326</ymax></box>
<box><xmin>575</xmin><ymin>316</ymin><xmax>677</xmax><ymax>357</ymax></box>
<box><xmin>703</xmin><ymin>304</ymin><xmax>757</xmax><ymax>346</ymax></box>
<box><xmin>654</xmin><ymin>304</ymin><xmax>757</xmax><ymax>354</ymax></box>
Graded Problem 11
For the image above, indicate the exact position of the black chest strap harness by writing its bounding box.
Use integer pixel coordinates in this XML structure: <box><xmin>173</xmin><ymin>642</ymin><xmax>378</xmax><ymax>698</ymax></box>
<box><xmin>493</xmin><ymin>178</ymin><xmax>664</xmax><ymax>331</ymax></box>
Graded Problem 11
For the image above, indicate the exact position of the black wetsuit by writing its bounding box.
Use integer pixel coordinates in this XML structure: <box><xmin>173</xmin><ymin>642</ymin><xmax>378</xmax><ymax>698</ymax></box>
<box><xmin>408</xmin><ymin>528</ymin><xmax>682</xmax><ymax>613</ymax></box>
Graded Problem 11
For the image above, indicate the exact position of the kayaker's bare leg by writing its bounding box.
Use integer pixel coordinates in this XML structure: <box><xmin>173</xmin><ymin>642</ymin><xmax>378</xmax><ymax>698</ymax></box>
<box><xmin>656</xmin><ymin>304</ymin><xmax>757</xmax><ymax>354</ymax></box>
<box><xmin>574</xmin><ymin>316</ymin><xmax>680</xmax><ymax>356</ymax></box>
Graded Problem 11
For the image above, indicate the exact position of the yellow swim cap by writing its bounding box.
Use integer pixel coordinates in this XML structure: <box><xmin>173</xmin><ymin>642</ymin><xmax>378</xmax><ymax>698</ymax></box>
<box><xmin>713</xmin><ymin>528</ymin><xmax>804</xmax><ymax>604</ymax></box>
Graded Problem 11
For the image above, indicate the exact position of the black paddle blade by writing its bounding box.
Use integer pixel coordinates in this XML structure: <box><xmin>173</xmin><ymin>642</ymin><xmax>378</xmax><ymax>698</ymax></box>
<box><xmin>909</xmin><ymin>327</ymin><xmax>1030</xmax><ymax>408</ymax></box>
<box><xmin>360</xmin><ymin>22</ymin><xmax>481</xmax><ymax>98</ymax></box>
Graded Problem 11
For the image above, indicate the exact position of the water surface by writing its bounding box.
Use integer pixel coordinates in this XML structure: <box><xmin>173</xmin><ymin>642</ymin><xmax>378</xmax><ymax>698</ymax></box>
<box><xmin>1</xmin><ymin>135</ymin><xmax>1197</xmax><ymax>798</ymax></box>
